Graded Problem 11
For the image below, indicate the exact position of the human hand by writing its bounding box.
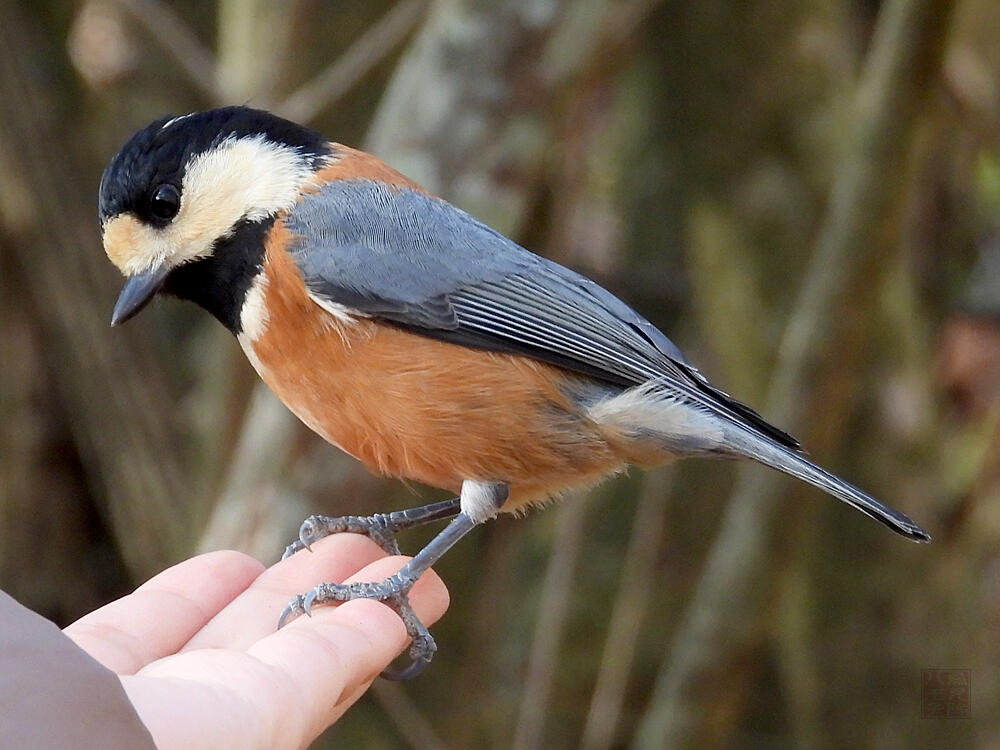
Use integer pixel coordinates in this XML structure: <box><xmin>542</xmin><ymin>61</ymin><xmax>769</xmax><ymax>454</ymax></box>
<box><xmin>64</xmin><ymin>534</ymin><xmax>448</xmax><ymax>750</ymax></box>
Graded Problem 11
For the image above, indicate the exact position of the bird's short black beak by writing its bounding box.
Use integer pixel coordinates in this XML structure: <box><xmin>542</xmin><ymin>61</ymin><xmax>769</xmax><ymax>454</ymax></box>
<box><xmin>111</xmin><ymin>264</ymin><xmax>170</xmax><ymax>326</ymax></box>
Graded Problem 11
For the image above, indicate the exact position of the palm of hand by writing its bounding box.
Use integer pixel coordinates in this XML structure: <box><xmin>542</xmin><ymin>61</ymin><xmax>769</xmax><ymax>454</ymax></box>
<box><xmin>65</xmin><ymin>535</ymin><xmax>448</xmax><ymax>750</ymax></box>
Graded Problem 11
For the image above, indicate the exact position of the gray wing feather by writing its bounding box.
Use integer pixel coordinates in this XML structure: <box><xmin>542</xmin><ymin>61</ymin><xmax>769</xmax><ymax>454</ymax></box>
<box><xmin>287</xmin><ymin>181</ymin><xmax>522</xmax><ymax>329</ymax></box>
<box><xmin>285</xmin><ymin>180</ymin><xmax>799</xmax><ymax>449</ymax></box>
<box><xmin>287</xmin><ymin>181</ymin><xmax>680</xmax><ymax>366</ymax></box>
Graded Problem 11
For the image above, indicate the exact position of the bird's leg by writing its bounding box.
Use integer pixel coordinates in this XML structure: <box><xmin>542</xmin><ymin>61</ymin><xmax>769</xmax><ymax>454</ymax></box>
<box><xmin>281</xmin><ymin>497</ymin><xmax>463</xmax><ymax>559</ymax></box>
<box><xmin>279</xmin><ymin>481</ymin><xmax>509</xmax><ymax>680</ymax></box>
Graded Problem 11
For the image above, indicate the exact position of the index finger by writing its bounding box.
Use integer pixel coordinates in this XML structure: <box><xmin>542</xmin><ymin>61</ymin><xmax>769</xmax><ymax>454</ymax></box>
<box><xmin>183</xmin><ymin>533</ymin><xmax>392</xmax><ymax>651</ymax></box>
<box><xmin>65</xmin><ymin>550</ymin><xmax>265</xmax><ymax>674</ymax></box>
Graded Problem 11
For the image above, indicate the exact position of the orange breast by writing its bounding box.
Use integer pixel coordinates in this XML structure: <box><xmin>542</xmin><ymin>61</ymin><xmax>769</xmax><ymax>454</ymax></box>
<box><xmin>246</xmin><ymin>225</ymin><xmax>624</xmax><ymax>509</ymax></box>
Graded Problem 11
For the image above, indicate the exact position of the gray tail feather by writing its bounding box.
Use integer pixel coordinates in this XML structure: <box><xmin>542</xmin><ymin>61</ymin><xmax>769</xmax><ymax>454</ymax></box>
<box><xmin>724</xmin><ymin>426</ymin><xmax>931</xmax><ymax>542</ymax></box>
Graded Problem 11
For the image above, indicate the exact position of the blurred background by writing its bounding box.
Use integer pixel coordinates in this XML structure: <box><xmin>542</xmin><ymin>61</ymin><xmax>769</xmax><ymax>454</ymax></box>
<box><xmin>0</xmin><ymin>0</ymin><xmax>997</xmax><ymax>747</ymax></box>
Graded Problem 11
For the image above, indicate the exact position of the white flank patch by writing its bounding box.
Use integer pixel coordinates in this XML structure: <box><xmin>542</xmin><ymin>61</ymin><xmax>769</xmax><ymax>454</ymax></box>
<box><xmin>587</xmin><ymin>383</ymin><xmax>725</xmax><ymax>454</ymax></box>
<box><xmin>308</xmin><ymin>291</ymin><xmax>364</xmax><ymax>326</ymax></box>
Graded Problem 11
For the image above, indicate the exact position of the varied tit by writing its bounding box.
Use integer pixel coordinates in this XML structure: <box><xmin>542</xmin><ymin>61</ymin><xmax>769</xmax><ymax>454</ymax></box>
<box><xmin>99</xmin><ymin>106</ymin><xmax>930</xmax><ymax>679</ymax></box>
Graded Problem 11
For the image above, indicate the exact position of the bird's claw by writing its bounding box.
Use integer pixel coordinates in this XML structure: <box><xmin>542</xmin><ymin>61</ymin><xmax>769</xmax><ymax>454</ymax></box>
<box><xmin>281</xmin><ymin>539</ymin><xmax>307</xmax><ymax>560</ymax></box>
<box><xmin>281</xmin><ymin>515</ymin><xmax>326</xmax><ymax>559</ymax></box>
<box><xmin>382</xmin><ymin>631</ymin><xmax>436</xmax><ymax>681</ymax></box>
<box><xmin>277</xmin><ymin>594</ymin><xmax>307</xmax><ymax>629</ymax></box>
<box><xmin>277</xmin><ymin>573</ymin><xmax>436</xmax><ymax>679</ymax></box>
<box><xmin>303</xmin><ymin>585</ymin><xmax>326</xmax><ymax>616</ymax></box>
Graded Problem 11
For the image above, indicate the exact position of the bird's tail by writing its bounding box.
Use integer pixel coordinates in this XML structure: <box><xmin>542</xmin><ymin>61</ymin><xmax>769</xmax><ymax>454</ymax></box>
<box><xmin>720</xmin><ymin>424</ymin><xmax>931</xmax><ymax>542</ymax></box>
<box><xmin>586</xmin><ymin>383</ymin><xmax>931</xmax><ymax>542</ymax></box>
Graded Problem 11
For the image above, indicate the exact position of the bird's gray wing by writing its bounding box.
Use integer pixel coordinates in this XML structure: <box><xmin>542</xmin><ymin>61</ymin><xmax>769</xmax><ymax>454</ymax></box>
<box><xmin>285</xmin><ymin>180</ymin><xmax>799</xmax><ymax>449</ymax></box>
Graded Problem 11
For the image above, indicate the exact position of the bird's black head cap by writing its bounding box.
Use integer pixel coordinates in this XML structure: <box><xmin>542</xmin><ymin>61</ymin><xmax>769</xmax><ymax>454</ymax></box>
<box><xmin>98</xmin><ymin>106</ymin><xmax>331</xmax><ymax>227</ymax></box>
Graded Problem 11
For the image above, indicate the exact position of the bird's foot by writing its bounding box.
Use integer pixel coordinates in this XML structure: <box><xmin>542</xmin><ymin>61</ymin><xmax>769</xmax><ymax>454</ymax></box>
<box><xmin>278</xmin><ymin>571</ymin><xmax>436</xmax><ymax>680</ymax></box>
<box><xmin>283</xmin><ymin>513</ymin><xmax>405</xmax><ymax>558</ymax></box>
<box><xmin>278</xmin><ymin>502</ymin><xmax>476</xmax><ymax>680</ymax></box>
<box><xmin>281</xmin><ymin>498</ymin><xmax>464</xmax><ymax>560</ymax></box>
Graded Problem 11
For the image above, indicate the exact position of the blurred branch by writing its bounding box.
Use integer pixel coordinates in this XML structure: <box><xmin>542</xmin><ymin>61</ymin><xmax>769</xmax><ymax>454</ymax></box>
<box><xmin>216</xmin><ymin>0</ymin><xmax>299</xmax><ymax>106</ymax></box>
<box><xmin>511</xmin><ymin>497</ymin><xmax>590</xmax><ymax>750</ymax></box>
<box><xmin>197</xmin><ymin>385</ymin><xmax>306</xmax><ymax>557</ymax></box>
<box><xmin>370</xmin><ymin>681</ymin><xmax>450</xmax><ymax>750</ymax></box>
<box><xmin>774</xmin><ymin>533</ymin><xmax>823</xmax><ymax>750</ymax></box>
<box><xmin>686</xmin><ymin>202</ymin><xmax>770</xmax><ymax>397</ymax></box>
<box><xmin>542</xmin><ymin>0</ymin><xmax>663</xmax><ymax>93</ymax></box>
<box><xmin>113</xmin><ymin>0</ymin><xmax>222</xmax><ymax>103</ymax></box>
<box><xmin>216</xmin><ymin>0</ymin><xmax>268</xmax><ymax>102</ymax></box>
<box><xmin>277</xmin><ymin>0</ymin><xmax>430</xmax><ymax>124</ymax></box>
<box><xmin>633</xmin><ymin>0</ymin><xmax>956</xmax><ymax>747</ymax></box>
<box><xmin>448</xmin><ymin>519</ymin><xmax>519</xmax><ymax>746</ymax></box>
<box><xmin>579</xmin><ymin>471</ymin><xmax>673</xmax><ymax>750</ymax></box>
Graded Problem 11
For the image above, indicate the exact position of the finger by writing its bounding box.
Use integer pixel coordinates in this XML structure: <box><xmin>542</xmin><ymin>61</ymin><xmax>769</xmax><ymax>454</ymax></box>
<box><xmin>184</xmin><ymin>533</ymin><xmax>388</xmax><ymax>652</ymax></box>
<box><xmin>244</xmin><ymin>556</ymin><xmax>449</xmax><ymax>746</ymax></box>
<box><xmin>65</xmin><ymin>551</ymin><xmax>264</xmax><ymax>674</ymax></box>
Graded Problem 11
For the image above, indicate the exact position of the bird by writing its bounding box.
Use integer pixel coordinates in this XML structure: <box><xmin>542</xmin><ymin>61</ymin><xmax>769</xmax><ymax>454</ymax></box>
<box><xmin>100</xmin><ymin>106</ymin><xmax>930</xmax><ymax>679</ymax></box>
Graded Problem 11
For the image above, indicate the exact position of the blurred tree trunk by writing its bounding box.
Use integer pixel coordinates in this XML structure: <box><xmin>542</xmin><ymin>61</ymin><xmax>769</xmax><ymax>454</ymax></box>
<box><xmin>0</xmin><ymin>236</ymin><xmax>127</xmax><ymax>619</ymax></box>
<box><xmin>0</xmin><ymin>1</ymin><xmax>192</xmax><ymax>582</ymax></box>
<box><xmin>633</xmin><ymin>0</ymin><xmax>956</xmax><ymax>746</ymax></box>
<box><xmin>367</xmin><ymin>0</ymin><xmax>569</xmax><ymax>231</ymax></box>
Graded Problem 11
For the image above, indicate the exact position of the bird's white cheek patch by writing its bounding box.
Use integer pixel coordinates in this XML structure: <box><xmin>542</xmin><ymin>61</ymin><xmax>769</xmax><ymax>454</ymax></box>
<box><xmin>174</xmin><ymin>135</ymin><xmax>316</xmax><ymax>261</ymax></box>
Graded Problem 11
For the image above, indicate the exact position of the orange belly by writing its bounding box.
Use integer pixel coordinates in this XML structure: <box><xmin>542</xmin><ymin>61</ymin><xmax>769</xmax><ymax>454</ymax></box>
<box><xmin>244</xmin><ymin>234</ymin><xmax>624</xmax><ymax>509</ymax></box>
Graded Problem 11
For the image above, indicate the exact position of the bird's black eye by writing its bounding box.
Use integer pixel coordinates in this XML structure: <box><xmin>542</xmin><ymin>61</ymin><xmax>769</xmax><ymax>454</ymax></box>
<box><xmin>149</xmin><ymin>184</ymin><xmax>181</xmax><ymax>221</ymax></box>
